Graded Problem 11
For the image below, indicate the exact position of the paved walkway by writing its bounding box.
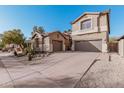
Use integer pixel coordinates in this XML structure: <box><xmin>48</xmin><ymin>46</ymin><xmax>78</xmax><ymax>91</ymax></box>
<box><xmin>0</xmin><ymin>52</ymin><xmax>99</xmax><ymax>88</ymax></box>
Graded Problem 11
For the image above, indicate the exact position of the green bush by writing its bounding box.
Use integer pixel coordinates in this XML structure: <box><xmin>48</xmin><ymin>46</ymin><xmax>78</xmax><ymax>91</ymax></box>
<box><xmin>0</xmin><ymin>42</ymin><xmax>4</xmax><ymax>49</ymax></box>
<box><xmin>26</xmin><ymin>46</ymin><xmax>35</xmax><ymax>55</ymax></box>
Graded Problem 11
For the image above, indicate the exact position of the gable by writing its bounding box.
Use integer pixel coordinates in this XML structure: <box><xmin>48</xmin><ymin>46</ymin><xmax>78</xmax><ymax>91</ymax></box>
<box><xmin>72</xmin><ymin>13</ymin><xmax>99</xmax><ymax>24</ymax></box>
<box><xmin>49</xmin><ymin>32</ymin><xmax>67</xmax><ymax>40</ymax></box>
<box><xmin>118</xmin><ymin>35</ymin><xmax>124</xmax><ymax>41</ymax></box>
<box><xmin>71</xmin><ymin>11</ymin><xmax>110</xmax><ymax>24</ymax></box>
<box><xmin>32</xmin><ymin>32</ymin><xmax>43</xmax><ymax>39</ymax></box>
<box><xmin>71</xmin><ymin>12</ymin><xmax>110</xmax><ymax>34</ymax></box>
<box><xmin>72</xmin><ymin>14</ymin><xmax>99</xmax><ymax>31</ymax></box>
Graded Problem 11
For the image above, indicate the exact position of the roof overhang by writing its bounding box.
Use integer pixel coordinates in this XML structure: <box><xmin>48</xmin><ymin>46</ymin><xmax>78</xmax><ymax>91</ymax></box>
<box><xmin>48</xmin><ymin>31</ymin><xmax>68</xmax><ymax>40</ymax></box>
<box><xmin>71</xmin><ymin>10</ymin><xmax>110</xmax><ymax>24</ymax></box>
<box><xmin>118</xmin><ymin>35</ymin><xmax>124</xmax><ymax>41</ymax></box>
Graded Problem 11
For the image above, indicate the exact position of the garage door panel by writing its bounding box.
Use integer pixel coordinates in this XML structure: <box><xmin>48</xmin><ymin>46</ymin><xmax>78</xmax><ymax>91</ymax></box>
<box><xmin>53</xmin><ymin>40</ymin><xmax>62</xmax><ymax>52</ymax></box>
<box><xmin>89</xmin><ymin>40</ymin><xmax>102</xmax><ymax>51</ymax></box>
<box><xmin>75</xmin><ymin>40</ymin><xmax>102</xmax><ymax>52</ymax></box>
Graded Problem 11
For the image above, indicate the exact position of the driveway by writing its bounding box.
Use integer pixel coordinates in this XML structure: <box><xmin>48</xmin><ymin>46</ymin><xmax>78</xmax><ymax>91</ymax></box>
<box><xmin>0</xmin><ymin>52</ymin><xmax>100</xmax><ymax>88</ymax></box>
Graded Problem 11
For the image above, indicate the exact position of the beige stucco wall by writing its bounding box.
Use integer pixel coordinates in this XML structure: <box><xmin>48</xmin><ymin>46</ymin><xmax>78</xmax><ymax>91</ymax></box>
<box><xmin>71</xmin><ymin>14</ymin><xmax>109</xmax><ymax>52</ymax></box>
<box><xmin>72</xmin><ymin>14</ymin><xmax>108</xmax><ymax>35</ymax></box>
<box><xmin>99</xmin><ymin>14</ymin><xmax>108</xmax><ymax>32</ymax></box>
<box><xmin>72</xmin><ymin>31</ymin><xmax>107</xmax><ymax>41</ymax></box>
<box><xmin>44</xmin><ymin>37</ymin><xmax>50</xmax><ymax>52</ymax></box>
<box><xmin>31</xmin><ymin>33</ymin><xmax>43</xmax><ymax>51</ymax></box>
<box><xmin>49</xmin><ymin>32</ymin><xmax>66</xmax><ymax>52</ymax></box>
<box><xmin>118</xmin><ymin>39</ymin><xmax>124</xmax><ymax>57</ymax></box>
<box><xmin>72</xmin><ymin>15</ymin><xmax>98</xmax><ymax>31</ymax></box>
<box><xmin>100</xmin><ymin>14</ymin><xmax>107</xmax><ymax>26</ymax></box>
<box><xmin>31</xmin><ymin>32</ymin><xmax>70</xmax><ymax>52</ymax></box>
<box><xmin>72</xmin><ymin>15</ymin><xmax>108</xmax><ymax>31</ymax></box>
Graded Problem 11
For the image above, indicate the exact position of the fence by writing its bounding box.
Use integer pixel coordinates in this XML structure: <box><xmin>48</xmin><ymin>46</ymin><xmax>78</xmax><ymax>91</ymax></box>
<box><xmin>108</xmin><ymin>42</ymin><xmax>118</xmax><ymax>52</ymax></box>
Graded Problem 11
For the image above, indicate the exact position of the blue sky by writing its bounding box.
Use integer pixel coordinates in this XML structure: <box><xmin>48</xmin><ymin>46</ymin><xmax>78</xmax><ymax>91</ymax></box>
<box><xmin>0</xmin><ymin>5</ymin><xmax>124</xmax><ymax>38</ymax></box>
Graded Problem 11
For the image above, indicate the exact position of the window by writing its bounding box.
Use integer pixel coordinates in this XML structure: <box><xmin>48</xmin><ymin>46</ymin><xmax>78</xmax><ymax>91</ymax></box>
<box><xmin>81</xmin><ymin>19</ymin><xmax>91</xmax><ymax>30</ymax></box>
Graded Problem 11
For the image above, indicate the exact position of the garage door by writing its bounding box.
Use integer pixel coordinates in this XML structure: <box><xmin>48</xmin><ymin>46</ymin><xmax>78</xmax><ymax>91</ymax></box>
<box><xmin>52</xmin><ymin>40</ymin><xmax>63</xmax><ymax>52</ymax></box>
<box><xmin>75</xmin><ymin>40</ymin><xmax>102</xmax><ymax>52</ymax></box>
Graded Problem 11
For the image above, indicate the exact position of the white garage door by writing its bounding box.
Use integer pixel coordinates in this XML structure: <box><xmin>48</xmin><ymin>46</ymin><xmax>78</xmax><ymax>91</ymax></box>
<box><xmin>75</xmin><ymin>40</ymin><xmax>102</xmax><ymax>52</ymax></box>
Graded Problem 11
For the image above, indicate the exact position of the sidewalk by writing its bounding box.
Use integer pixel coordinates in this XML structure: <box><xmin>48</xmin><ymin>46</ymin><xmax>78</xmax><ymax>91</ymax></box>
<box><xmin>77</xmin><ymin>53</ymin><xmax>124</xmax><ymax>88</ymax></box>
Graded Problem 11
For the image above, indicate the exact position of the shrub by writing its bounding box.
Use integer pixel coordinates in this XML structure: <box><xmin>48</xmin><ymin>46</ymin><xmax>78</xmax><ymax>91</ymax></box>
<box><xmin>26</xmin><ymin>46</ymin><xmax>35</xmax><ymax>55</ymax></box>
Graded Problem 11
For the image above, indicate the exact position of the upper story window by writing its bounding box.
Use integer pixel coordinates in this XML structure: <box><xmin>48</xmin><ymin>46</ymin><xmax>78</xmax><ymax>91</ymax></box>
<box><xmin>80</xmin><ymin>19</ymin><xmax>92</xmax><ymax>30</ymax></box>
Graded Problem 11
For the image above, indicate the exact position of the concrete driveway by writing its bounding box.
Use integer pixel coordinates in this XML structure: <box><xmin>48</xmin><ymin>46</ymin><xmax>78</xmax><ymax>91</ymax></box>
<box><xmin>0</xmin><ymin>52</ymin><xmax>100</xmax><ymax>88</ymax></box>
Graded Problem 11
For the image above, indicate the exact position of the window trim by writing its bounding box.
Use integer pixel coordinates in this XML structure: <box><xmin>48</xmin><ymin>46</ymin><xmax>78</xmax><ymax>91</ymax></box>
<box><xmin>80</xmin><ymin>18</ymin><xmax>92</xmax><ymax>31</ymax></box>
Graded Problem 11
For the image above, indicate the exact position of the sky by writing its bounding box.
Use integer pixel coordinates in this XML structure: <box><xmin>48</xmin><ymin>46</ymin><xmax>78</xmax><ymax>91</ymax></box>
<box><xmin>0</xmin><ymin>5</ymin><xmax>124</xmax><ymax>38</ymax></box>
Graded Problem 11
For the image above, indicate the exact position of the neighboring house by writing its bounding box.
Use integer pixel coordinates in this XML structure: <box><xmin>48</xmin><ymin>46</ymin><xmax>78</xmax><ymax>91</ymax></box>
<box><xmin>71</xmin><ymin>10</ymin><xmax>110</xmax><ymax>52</ymax></box>
<box><xmin>25</xmin><ymin>38</ymin><xmax>31</xmax><ymax>47</ymax></box>
<box><xmin>118</xmin><ymin>35</ymin><xmax>124</xmax><ymax>57</ymax></box>
<box><xmin>31</xmin><ymin>31</ymin><xmax>71</xmax><ymax>52</ymax></box>
<box><xmin>31</xmin><ymin>31</ymin><xmax>44</xmax><ymax>52</ymax></box>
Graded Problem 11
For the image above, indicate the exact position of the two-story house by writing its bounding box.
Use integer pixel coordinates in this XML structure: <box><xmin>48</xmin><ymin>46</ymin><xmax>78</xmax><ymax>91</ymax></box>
<box><xmin>71</xmin><ymin>10</ymin><xmax>110</xmax><ymax>52</ymax></box>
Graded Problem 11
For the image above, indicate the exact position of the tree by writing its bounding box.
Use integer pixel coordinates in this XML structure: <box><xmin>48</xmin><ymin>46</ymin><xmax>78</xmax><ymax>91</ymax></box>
<box><xmin>33</xmin><ymin>26</ymin><xmax>37</xmax><ymax>32</ymax></box>
<box><xmin>64</xmin><ymin>29</ymin><xmax>72</xmax><ymax>32</ymax></box>
<box><xmin>2</xmin><ymin>29</ymin><xmax>26</xmax><ymax>47</ymax></box>
<box><xmin>0</xmin><ymin>41</ymin><xmax>4</xmax><ymax>49</ymax></box>
<box><xmin>32</xmin><ymin>26</ymin><xmax>44</xmax><ymax>35</ymax></box>
<box><xmin>109</xmin><ymin>37</ymin><xmax>118</xmax><ymax>43</ymax></box>
<box><xmin>37</xmin><ymin>26</ymin><xmax>44</xmax><ymax>33</ymax></box>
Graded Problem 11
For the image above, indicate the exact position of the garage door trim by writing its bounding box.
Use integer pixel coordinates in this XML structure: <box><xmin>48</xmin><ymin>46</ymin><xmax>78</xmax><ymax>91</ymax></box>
<box><xmin>75</xmin><ymin>39</ymin><xmax>102</xmax><ymax>52</ymax></box>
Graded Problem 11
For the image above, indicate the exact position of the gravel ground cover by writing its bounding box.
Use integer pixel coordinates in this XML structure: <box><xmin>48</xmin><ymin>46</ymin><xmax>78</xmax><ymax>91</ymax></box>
<box><xmin>77</xmin><ymin>53</ymin><xmax>124</xmax><ymax>88</ymax></box>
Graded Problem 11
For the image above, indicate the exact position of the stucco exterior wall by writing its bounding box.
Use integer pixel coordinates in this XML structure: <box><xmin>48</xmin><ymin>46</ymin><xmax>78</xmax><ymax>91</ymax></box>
<box><xmin>31</xmin><ymin>33</ymin><xmax>43</xmax><ymax>52</ymax></box>
<box><xmin>49</xmin><ymin>32</ymin><xmax>66</xmax><ymax>52</ymax></box>
<box><xmin>44</xmin><ymin>37</ymin><xmax>50</xmax><ymax>52</ymax></box>
<box><xmin>99</xmin><ymin>14</ymin><xmax>108</xmax><ymax>32</ymax></box>
<box><xmin>100</xmin><ymin>14</ymin><xmax>107</xmax><ymax>26</ymax></box>
<box><xmin>72</xmin><ymin>14</ymin><xmax>108</xmax><ymax>35</ymax></box>
<box><xmin>72</xmin><ymin>15</ymin><xmax>98</xmax><ymax>31</ymax></box>
<box><xmin>118</xmin><ymin>39</ymin><xmax>124</xmax><ymax>57</ymax></box>
<box><xmin>31</xmin><ymin>32</ymin><xmax>70</xmax><ymax>52</ymax></box>
<box><xmin>71</xmin><ymin>31</ymin><xmax>107</xmax><ymax>41</ymax></box>
<box><xmin>71</xmin><ymin>13</ymin><xmax>109</xmax><ymax>52</ymax></box>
